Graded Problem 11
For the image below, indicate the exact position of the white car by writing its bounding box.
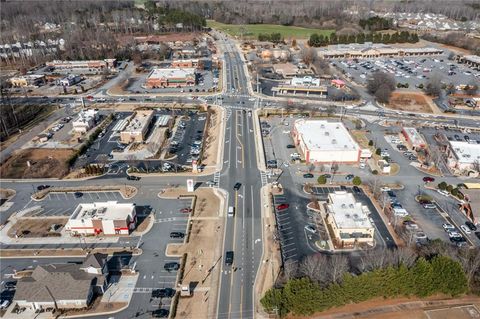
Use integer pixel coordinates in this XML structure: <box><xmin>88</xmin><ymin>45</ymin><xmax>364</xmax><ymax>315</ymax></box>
<box><xmin>304</xmin><ymin>225</ymin><xmax>316</xmax><ymax>233</ymax></box>
<box><xmin>460</xmin><ymin>225</ymin><xmax>471</xmax><ymax>234</ymax></box>
<box><xmin>437</xmin><ymin>189</ymin><xmax>450</xmax><ymax>197</ymax></box>
<box><xmin>442</xmin><ymin>223</ymin><xmax>455</xmax><ymax>231</ymax></box>
<box><xmin>380</xmin><ymin>187</ymin><xmax>391</xmax><ymax>192</ymax></box>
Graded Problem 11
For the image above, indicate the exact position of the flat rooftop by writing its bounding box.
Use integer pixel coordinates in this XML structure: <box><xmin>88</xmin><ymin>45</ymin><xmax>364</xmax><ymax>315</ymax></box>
<box><xmin>327</xmin><ymin>191</ymin><xmax>373</xmax><ymax>229</ymax></box>
<box><xmin>71</xmin><ymin>201</ymin><xmax>135</xmax><ymax>221</ymax></box>
<box><xmin>148</xmin><ymin>68</ymin><xmax>195</xmax><ymax>79</ymax></box>
<box><xmin>294</xmin><ymin>120</ymin><xmax>360</xmax><ymax>152</ymax></box>
<box><xmin>449</xmin><ymin>141</ymin><xmax>480</xmax><ymax>164</ymax></box>
<box><xmin>124</xmin><ymin>110</ymin><xmax>153</xmax><ymax>133</ymax></box>
<box><xmin>403</xmin><ymin>127</ymin><xmax>426</xmax><ymax>146</ymax></box>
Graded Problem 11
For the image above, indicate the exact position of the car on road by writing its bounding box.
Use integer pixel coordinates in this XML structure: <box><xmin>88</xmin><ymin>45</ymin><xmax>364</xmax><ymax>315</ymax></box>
<box><xmin>233</xmin><ymin>182</ymin><xmax>242</xmax><ymax>191</ymax></box>
<box><xmin>304</xmin><ymin>225</ymin><xmax>316</xmax><ymax>233</ymax></box>
<box><xmin>126</xmin><ymin>176</ymin><xmax>140</xmax><ymax>181</ymax></box>
<box><xmin>206</xmin><ymin>181</ymin><xmax>216</xmax><ymax>187</ymax></box>
<box><xmin>286</xmin><ymin>144</ymin><xmax>295</xmax><ymax>148</ymax></box>
<box><xmin>179</xmin><ymin>208</ymin><xmax>192</xmax><ymax>213</ymax></box>
<box><xmin>276</xmin><ymin>203</ymin><xmax>289</xmax><ymax>211</ymax></box>
<box><xmin>380</xmin><ymin>187</ymin><xmax>391</xmax><ymax>192</ymax></box>
<box><xmin>465</xmin><ymin>221</ymin><xmax>478</xmax><ymax>231</ymax></box>
<box><xmin>163</xmin><ymin>262</ymin><xmax>180</xmax><ymax>272</ymax></box>
<box><xmin>303</xmin><ymin>173</ymin><xmax>314</xmax><ymax>178</ymax></box>
<box><xmin>152</xmin><ymin>309</ymin><xmax>169</xmax><ymax>318</ymax></box>
<box><xmin>152</xmin><ymin>288</ymin><xmax>175</xmax><ymax>298</ymax></box>
<box><xmin>422</xmin><ymin>177</ymin><xmax>435</xmax><ymax>183</ymax></box>
<box><xmin>323</xmin><ymin>174</ymin><xmax>332</xmax><ymax>178</ymax></box>
<box><xmin>36</xmin><ymin>185</ymin><xmax>50</xmax><ymax>191</ymax></box>
<box><xmin>442</xmin><ymin>223</ymin><xmax>455</xmax><ymax>231</ymax></box>
<box><xmin>74</xmin><ymin>192</ymin><xmax>83</xmax><ymax>198</ymax></box>
<box><xmin>460</xmin><ymin>225</ymin><xmax>472</xmax><ymax>234</ymax></box>
<box><xmin>353</xmin><ymin>186</ymin><xmax>361</xmax><ymax>194</ymax></box>
<box><xmin>170</xmin><ymin>232</ymin><xmax>185</xmax><ymax>239</ymax></box>
<box><xmin>225</xmin><ymin>251</ymin><xmax>234</xmax><ymax>266</ymax></box>
<box><xmin>423</xmin><ymin>203</ymin><xmax>436</xmax><ymax>209</ymax></box>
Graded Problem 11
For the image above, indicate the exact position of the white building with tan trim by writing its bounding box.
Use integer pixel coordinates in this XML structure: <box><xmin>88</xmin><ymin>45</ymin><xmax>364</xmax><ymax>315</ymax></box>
<box><xmin>120</xmin><ymin>110</ymin><xmax>154</xmax><ymax>144</ymax></box>
<box><xmin>324</xmin><ymin>191</ymin><xmax>375</xmax><ymax>248</ymax></box>
<box><xmin>317</xmin><ymin>43</ymin><xmax>443</xmax><ymax>59</ymax></box>
<box><xmin>291</xmin><ymin>120</ymin><xmax>361</xmax><ymax>164</ymax></box>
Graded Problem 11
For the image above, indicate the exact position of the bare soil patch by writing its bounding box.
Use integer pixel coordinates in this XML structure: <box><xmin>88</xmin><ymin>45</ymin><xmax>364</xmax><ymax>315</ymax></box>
<box><xmin>290</xmin><ymin>295</ymin><xmax>480</xmax><ymax>319</ymax></box>
<box><xmin>7</xmin><ymin>218</ymin><xmax>68</xmax><ymax>238</ymax></box>
<box><xmin>201</xmin><ymin>107</ymin><xmax>223</xmax><ymax>168</ymax></box>
<box><xmin>0</xmin><ymin>148</ymin><xmax>75</xmax><ymax>179</ymax></box>
<box><xmin>386</xmin><ymin>92</ymin><xmax>434</xmax><ymax>113</ymax></box>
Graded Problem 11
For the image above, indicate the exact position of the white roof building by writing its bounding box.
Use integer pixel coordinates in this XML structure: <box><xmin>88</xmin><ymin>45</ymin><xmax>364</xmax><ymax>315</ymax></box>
<box><xmin>72</xmin><ymin>109</ymin><xmax>98</xmax><ymax>133</ymax></box>
<box><xmin>120</xmin><ymin>110</ymin><xmax>154</xmax><ymax>143</ymax></box>
<box><xmin>66</xmin><ymin>201</ymin><xmax>137</xmax><ymax>236</ymax></box>
<box><xmin>325</xmin><ymin>191</ymin><xmax>375</xmax><ymax>247</ymax></box>
<box><xmin>291</xmin><ymin>76</ymin><xmax>320</xmax><ymax>87</ymax></box>
<box><xmin>448</xmin><ymin>141</ymin><xmax>480</xmax><ymax>172</ymax></box>
<box><xmin>292</xmin><ymin>120</ymin><xmax>360</xmax><ymax>164</ymax></box>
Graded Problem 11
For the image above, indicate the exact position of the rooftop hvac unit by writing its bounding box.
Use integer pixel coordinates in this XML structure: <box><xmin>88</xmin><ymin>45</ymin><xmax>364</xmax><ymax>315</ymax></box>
<box><xmin>336</xmin><ymin>126</ymin><xmax>340</xmax><ymax>129</ymax></box>
<box><xmin>325</xmin><ymin>132</ymin><xmax>329</xmax><ymax>136</ymax></box>
<box><xmin>341</xmin><ymin>204</ymin><xmax>346</xmax><ymax>208</ymax></box>
<box><xmin>344</xmin><ymin>145</ymin><xmax>348</xmax><ymax>148</ymax></box>
<box><xmin>349</xmin><ymin>204</ymin><xmax>354</xmax><ymax>208</ymax></box>
<box><xmin>320</xmin><ymin>124</ymin><xmax>325</xmax><ymax>128</ymax></box>
<box><xmin>345</xmin><ymin>213</ymin><xmax>351</xmax><ymax>218</ymax></box>
<box><xmin>332</xmin><ymin>139</ymin><xmax>337</xmax><ymax>144</ymax></box>
<box><xmin>353</xmin><ymin>214</ymin><xmax>359</xmax><ymax>219</ymax></box>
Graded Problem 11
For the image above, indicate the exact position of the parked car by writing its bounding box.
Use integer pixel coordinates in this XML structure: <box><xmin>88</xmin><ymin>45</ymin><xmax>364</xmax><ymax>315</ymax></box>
<box><xmin>4</xmin><ymin>281</ymin><xmax>16</xmax><ymax>290</ymax></box>
<box><xmin>303</xmin><ymin>173</ymin><xmax>314</xmax><ymax>178</ymax></box>
<box><xmin>276</xmin><ymin>203</ymin><xmax>290</xmax><ymax>211</ymax></box>
<box><xmin>233</xmin><ymin>182</ymin><xmax>242</xmax><ymax>191</ymax></box>
<box><xmin>460</xmin><ymin>225</ymin><xmax>472</xmax><ymax>234</ymax></box>
<box><xmin>353</xmin><ymin>186</ymin><xmax>361</xmax><ymax>194</ymax></box>
<box><xmin>179</xmin><ymin>208</ymin><xmax>192</xmax><ymax>213</ymax></box>
<box><xmin>345</xmin><ymin>174</ymin><xmax>354</xmax><ymax>181</ymax></box>
<box><xmin>36</xmin><ymin>185</ymin><xmax>50</xmax><ymax>191</ymax></box>
<box><xmin>465</xmin><ymin>221</ymin><xmax>478</xmax><ymax>231</ymax></box>
<box><xmin>74</xmin><ymin>192</ymin><xmax>83</xmax><ymax>198</ymax></box>
<box><xmin>170</xmin><ymin>232</ymin><xmax>185</xmax><ymax>239</ymax></box>
<box><xmin>206</xmin><ymin>181</ymin><xmax>216</xmax><ymax>187</ymax></box>
<box><xmin>304</xmin><ymin>225</ymin><xmax>316</xmax><ymax>233</ymax></box>
<box><xmin>163</xmin><ymin>262</ymin><xmax>180</xmax><ymax>272</ymax></box>
<box><xmin>225</xmin><ymin>251</ymin><xmax>234</xmax><ymax>266</ymax></box>
<box><xmin>442</xmin><ymin>223</ymin><xmax>455</xmax><ymax>231</ymax></box>
<box><xmin>423</xmin><ymin>203</ymin><xmax>436</xmax><ymax>209</ymax></box>
<box><xmin>286</xmin><ymin>144</ymin><xmax>295</xmax><ymax>149</ymax></box>
<box><xmin>437</xmin><ymin>189</ymin><xmax>450</xmax><ymax>197</ymax></box>
<box><xmin>0</xmin><ymin>300</ymin><xmax>10</xmax><ymax>310</ymax></box>
<box><xmin>422</xmin><ymin>177</ymin><xmax>435</xmax><ymax>183</ymax></box>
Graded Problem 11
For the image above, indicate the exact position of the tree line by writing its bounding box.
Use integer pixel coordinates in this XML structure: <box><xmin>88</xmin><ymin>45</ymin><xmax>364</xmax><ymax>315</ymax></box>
<box><xmin>261</xmin><ymin>243</ymin><xmax>480</xmax><ymax>317</ymax></box>
<box><xmin>309</xmin><ymin>31</ymin><xmax>419</xmax><ymax>47</ymax></box>
<box><xmin>257</xmin><ymin>33</ymin><xmax>283</xmax><ymax>43</ymax></box>
<box><xmin>359</xmin><ymin>16</ymin><xmax>392</xmax><ymax>31</ymax></box>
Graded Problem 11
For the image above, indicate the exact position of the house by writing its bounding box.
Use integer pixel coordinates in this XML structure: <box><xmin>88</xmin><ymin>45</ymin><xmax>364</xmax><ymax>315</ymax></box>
<box><xmin>13</xmin><ymin>253</ymin><xmax>109</xmax><ymax>311</ymax></box>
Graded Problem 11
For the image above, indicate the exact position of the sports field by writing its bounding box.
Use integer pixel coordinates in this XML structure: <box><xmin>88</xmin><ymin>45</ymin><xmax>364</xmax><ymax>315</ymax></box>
<box><xmin>207</xmin><ymin>20</ymin><xmax>334</xmax><ymax>39</ymax></box>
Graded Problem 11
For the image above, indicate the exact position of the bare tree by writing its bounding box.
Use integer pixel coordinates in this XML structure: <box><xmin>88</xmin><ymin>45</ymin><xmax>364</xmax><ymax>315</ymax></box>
<box><xmin>424</xmin><ymin>72</ymin><xmax>443</xmax><ymax>97</ymax></box>
<box><xmin>300</xmin><ymin>47</ymin><xmax>316</xmax><ymax>66</ymax></box>
<box><xmin>283</xmin><ymin>260</ymin><xmax>299</xmax><ymax>281</ymax></box>
<box><xmin>299</xmin><ymin>254</ymin><xmax>330</xmax><ymax>285</ymax></box>
<box><xmin>456</xmin><ymin>248</ymin><xmax>480</xmax><ymax>287</ymax></box>
<box><xmin>367</xmin><ymin>71</ymin><xmax>396</xmax><ymax>103</ymax></box>
<box><xmin>327</xmin><ymin>254</ymin><xmax>349</xmax><ymax>284</ymax></box>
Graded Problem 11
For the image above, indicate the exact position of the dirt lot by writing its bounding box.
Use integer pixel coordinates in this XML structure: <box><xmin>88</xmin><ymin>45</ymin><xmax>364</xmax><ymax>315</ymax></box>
<box><xmin>201</xmin><ymin>107</ymin><xmax>223</xmax><ymax>168</ymax></box>
<box><xmin>7</xmin><ymin>218</ymin><xmax>68</xmax><ymax>238</ymax></box>
<box><xmin>290</xmin><ymin>295</ymin><xmax>480</xmax><ymax>319</ymax></box>
<box><xmin>0</xmin><ymin>148</ymin><xmax>74</xmax><ymax>179</ymax></box>
<box><xmin>386</xmin><ymin>92</ymin><xmax>437</xmax><ymax>114</ymax></box>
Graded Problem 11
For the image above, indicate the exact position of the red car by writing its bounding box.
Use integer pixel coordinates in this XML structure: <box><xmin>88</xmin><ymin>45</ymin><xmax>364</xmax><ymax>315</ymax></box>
<box><xmin>276</xmin><ymin>204</ymin><xmax>289</xmax><ymax>211</ymax></box>
<box><xmin>86</xmin><ymin>95</ymin><xmax>94</xmax><ymax>100</ymax></box>
<box><xmin>179</xmin><ymin>208</ymin><xmax>192</xmax><ymax>213</ymax></box>
<box><xmin>422</xmin><ymin>177</ymin><xmax>435</xmax><ymax>183</ymax></box>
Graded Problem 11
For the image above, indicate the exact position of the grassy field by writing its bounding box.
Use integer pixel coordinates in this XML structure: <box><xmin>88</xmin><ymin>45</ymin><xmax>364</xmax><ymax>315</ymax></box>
<box><xmin>207</xmin><ymin>20</ymin><xmax>334</xmax><ymax>39</ymax></box>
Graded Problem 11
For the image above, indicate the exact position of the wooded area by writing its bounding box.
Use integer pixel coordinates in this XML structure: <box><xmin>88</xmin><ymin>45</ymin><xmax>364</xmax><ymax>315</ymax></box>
<box><xmin>261</xmin><ymin>242</ymin><xmax>480</xmax><ymax>317</ymax></box>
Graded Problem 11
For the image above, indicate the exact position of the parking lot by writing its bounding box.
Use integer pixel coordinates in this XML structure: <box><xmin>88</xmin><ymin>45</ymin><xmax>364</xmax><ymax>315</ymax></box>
<box><xmin>333</xmin><ymin>55</ymin><xmax>478</xmax><ymax>90</ymax></box>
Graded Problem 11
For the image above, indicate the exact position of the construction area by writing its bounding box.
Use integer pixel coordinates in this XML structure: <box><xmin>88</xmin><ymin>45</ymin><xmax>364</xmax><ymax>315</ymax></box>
<box><xmin>0</xmin><ymin>148</ymin><xmax>75</xmax><ymax>179</ymax></box>
<box><xmin>386</xmin><ymin>92</ymin><xmax>438</xmax><ymax>114</ymax></box>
